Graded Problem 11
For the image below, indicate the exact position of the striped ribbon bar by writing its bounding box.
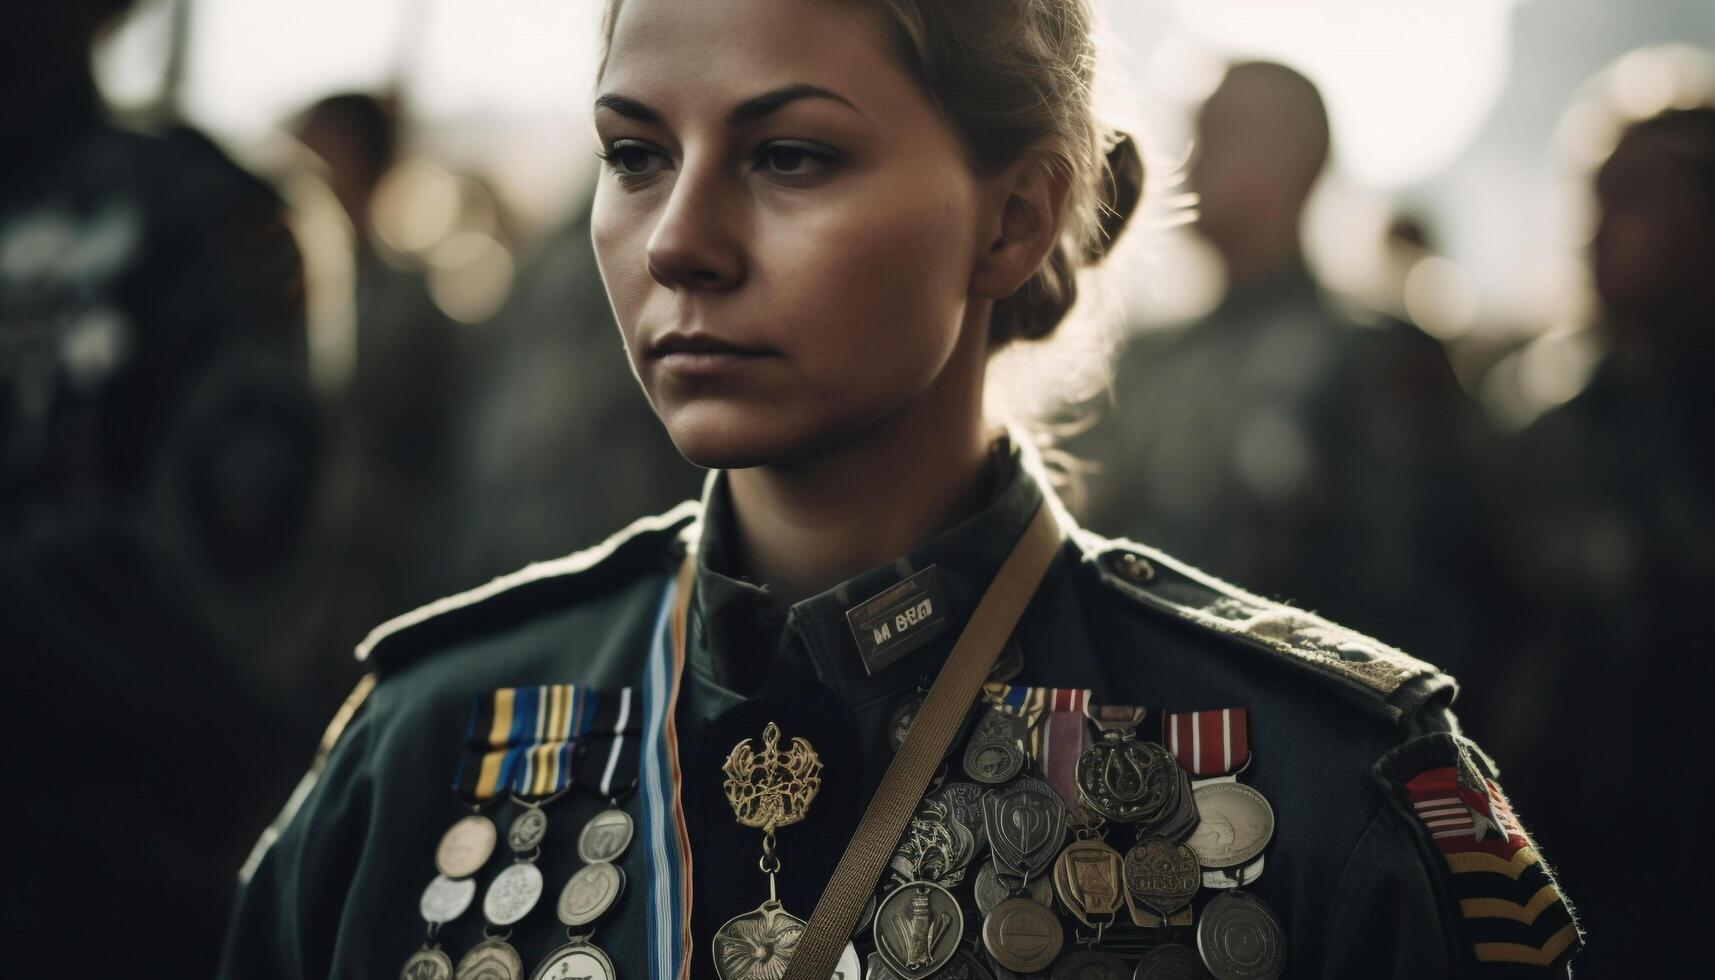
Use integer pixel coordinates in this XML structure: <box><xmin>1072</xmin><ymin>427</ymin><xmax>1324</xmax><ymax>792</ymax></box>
<box><xmin>983</xmin><ymin>683</ymin><xmax>1091</xmax><ymax>816</ymax></box>
<box><xmin>1161</xmin><ymin>708</ymin><xmax>1249</xmax><ymax>777</ymax></box>
<box><xmin>455</xmin><ymin>683</ymin><xmax>640</xmax><ymax>801</ymax></box>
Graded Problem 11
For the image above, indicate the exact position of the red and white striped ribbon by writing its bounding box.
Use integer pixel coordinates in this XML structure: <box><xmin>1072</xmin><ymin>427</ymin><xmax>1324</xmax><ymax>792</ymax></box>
<box><xmin>1162</xmin><ymin>708</ymin><xmax>1249</xmax><ymax>777</ymax></box>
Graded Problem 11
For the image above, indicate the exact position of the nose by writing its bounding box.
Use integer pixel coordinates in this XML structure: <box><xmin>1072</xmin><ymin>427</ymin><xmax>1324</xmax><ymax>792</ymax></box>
<box><xmin>645</xmin><ymin>161</ymin><xmax>744</xmax><ymax>292</ymax></box>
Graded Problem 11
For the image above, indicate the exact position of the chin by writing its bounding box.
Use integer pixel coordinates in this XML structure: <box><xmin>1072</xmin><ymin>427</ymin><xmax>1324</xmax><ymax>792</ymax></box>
<box><xmin>654</xmin><ymin>396</ymin><xmax>886</xmax><ymax>472</ymax></box>
<box><xmin>655</xmin><ymin>400</ymin><xmax>818</xmax><ymax>470</ymax></box>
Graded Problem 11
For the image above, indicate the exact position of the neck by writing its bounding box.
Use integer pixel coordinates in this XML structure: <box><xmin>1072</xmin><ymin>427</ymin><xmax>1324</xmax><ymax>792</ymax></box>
<box><xmin>726</xmin><ymin>313</ymin><xmax>995</xmax><ymax>608</ymax></box>
<box><xmin>1222</xmin><ymin>231</ymin><xmax>1302</xmax><ymax>288</ymax></box>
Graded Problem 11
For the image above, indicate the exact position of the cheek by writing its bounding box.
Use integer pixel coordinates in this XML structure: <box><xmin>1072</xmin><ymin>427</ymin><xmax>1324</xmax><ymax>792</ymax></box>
<box><xmin>774</xmin><ymin>185</ymin><xmax>971</xmax><ymax>382</ymax></box>
<box><xmin>590</xmin><ymin>190</ymin><xmax>649</xmax><ymax>343</ymax></box>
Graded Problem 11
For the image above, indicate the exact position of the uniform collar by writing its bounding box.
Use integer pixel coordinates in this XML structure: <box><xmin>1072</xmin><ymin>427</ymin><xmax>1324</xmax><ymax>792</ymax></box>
<box><xmin>687</xmin><ymin>436</ymin><xmax>1048</xmax><ymax>711</ymax></box>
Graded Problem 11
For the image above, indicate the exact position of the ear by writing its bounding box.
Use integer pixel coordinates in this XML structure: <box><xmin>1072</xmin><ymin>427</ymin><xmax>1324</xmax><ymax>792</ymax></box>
<box><xmin>969</xmin><ymin>148</ymin><xmax>1073</xmax><ymax>301</ymax></box>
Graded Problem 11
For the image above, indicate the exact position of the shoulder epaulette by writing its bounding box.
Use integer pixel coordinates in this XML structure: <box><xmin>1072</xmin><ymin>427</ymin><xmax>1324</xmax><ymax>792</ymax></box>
<box><xmin>1072</xmin><ymin>528</ymin><xmax>1453</xmax><ymax>720</ymax></box>
<box><xmin>356</xmin><ymin>501</ymin><xmax>700</xmax><ymax>673</ymax></box>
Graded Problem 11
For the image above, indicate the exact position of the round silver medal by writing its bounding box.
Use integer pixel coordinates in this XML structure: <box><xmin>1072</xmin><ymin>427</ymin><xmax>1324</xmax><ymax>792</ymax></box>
<box><xmin>436</xmin><ymin>814</ymin><xmax>497</xmax><ymax>879</ymax></box>
<box><xmin>1186</xmin><ymin>783</ymin><xmax>1275</xmax><ymax>870</ymax></box>
<box><xmin>483</xmin><ymin>862</ymin><xmax>544</xmax><ymax>926</ymax></box>
<box><xmin>419</xmin><ymin>874</ymin><xmax>477</xmax><ymax>924</ymax></box>
<box><xmin>530</xmin><ymin>938</ymin><xmax>616</xmax><ymax>980</ymax></box>
<box><xmin>455</xmin><ymin>938</ymin><xmax>524</xmax><ymax>980</ymax></box>
<box><xmin>401</xmin><ymin>947</ymin><xmax>453</xmax><ymax>980</ymax></box>
<box><xmin>1196</xmin><ymin>891</ymin><xmax>1286</xmax><ymax>980</ymax></box>
<box><xmin>873</xmin><ymin>881</ymin><xmax>963</xmax><ymax>980</ymax></box>
<box><xmin>577</xmin><ymin>809</ymin><xmax>634</xmax><ymax>864</ymax></box>
<box><xmin>508</xmin><ymin>806</ymin><xmax>548</xmax><ymax>853</ymax></box>
<box><xmin>557</xmin><ymin>862</ymin><xmax>625</xmax><ymax>927</ymax></box>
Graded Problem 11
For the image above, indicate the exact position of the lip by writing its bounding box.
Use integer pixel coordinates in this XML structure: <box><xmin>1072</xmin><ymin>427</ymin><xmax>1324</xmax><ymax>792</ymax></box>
<box><xmin>646</xmin><ymin>331</ymin><xmax>779</xmax><ymax>378</ymax></box>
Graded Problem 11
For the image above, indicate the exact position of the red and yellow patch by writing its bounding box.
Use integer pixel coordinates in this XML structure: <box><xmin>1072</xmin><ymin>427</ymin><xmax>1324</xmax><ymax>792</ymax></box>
<box><xmin>1395</xmin><ymin>735</ymin><xmax>1583</xmax><ymax>973</ymax></box>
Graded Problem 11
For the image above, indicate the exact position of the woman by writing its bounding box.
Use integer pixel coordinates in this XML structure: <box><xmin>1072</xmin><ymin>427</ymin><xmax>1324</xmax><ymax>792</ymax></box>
<box><xmin>220</xmin><ymin>1</ymin><xmax>1580</xmax><ymax>978</ymax></box>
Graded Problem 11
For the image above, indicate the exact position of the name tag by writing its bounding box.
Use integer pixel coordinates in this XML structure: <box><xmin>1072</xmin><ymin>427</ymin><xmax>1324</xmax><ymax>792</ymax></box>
<box><xmin>846</xmin><ymin>566</ymin><xmax>951</xmax><ymax>675</ymax></box>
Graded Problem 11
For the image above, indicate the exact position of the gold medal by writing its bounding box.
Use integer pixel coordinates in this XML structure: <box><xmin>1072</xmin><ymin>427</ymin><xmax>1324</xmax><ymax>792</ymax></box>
<box><xmin>435</xmin><ymin>814</ymin><xmax>498</xmax><ymax>879</ymax></box>
<box><xmin>1051</xmin><ymin>838</ymin><xmax>1126</xmax><ymax>928</ymax></box>
<box><xmin>713</xmin><ymin>722</ymin><xmax>824</xmax><ymax>980</ymax></box>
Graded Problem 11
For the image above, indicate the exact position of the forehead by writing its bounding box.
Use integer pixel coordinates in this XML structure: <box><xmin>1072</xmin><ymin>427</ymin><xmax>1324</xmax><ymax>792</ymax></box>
<box><xmin>602</xmin><ymin>0</ymin><xmax>906</xmax><ymax>114</ymax></box>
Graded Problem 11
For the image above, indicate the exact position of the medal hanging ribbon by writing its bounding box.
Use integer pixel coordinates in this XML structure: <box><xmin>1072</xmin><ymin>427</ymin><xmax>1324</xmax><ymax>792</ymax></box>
<box><xmin>454</xmin><ymin>683</ymin><xmax>641</xmax><ymax>801</ymax></box>
<box><xmin>982</xmin><ymin>683</ymin><xmax>1091</xmax><ymax>816</ymax></box>
<box><xmin>1161</xmin><ymin>707</ymin><xmax>1249</xmax><ymax>778</ymax></box>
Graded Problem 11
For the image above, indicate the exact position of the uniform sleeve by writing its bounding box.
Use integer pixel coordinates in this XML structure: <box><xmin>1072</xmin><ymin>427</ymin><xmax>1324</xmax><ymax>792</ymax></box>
<box><xmin>1325</xmin><ymin>730</ymin><xmax>1582</xmax><ymax>979</ymax></box>
<box><xmin>217</xmin><ymin>690</ymin><xmax>377</xmax><ymax>980</ymax></box>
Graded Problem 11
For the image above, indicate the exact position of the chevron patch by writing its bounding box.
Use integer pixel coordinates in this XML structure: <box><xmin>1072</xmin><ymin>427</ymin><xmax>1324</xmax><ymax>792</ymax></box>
<box><xmin>1387</xmin><ymin>733</ymin><xmax>1584</xmax><ymax>975</ymax></box>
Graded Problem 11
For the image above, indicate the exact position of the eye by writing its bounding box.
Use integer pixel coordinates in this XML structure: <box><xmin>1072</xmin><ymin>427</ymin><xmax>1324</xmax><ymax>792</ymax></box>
<box><xmin>756</xmin><ymin>142</ymin><xmax>839</xmax><ymax>180</ymax></box>
<box><xmin>597</xmin><ymin>140</ymin><xmax>669</xmax><ymax>184</ymax></box>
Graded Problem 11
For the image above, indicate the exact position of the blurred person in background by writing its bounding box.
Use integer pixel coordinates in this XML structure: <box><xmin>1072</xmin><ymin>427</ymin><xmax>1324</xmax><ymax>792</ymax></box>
<box><xmin>0</xmin><ymin>0</ymin><xmax>320</xmax><ymax>973</ymax></box>
<box><xmin>451</xmin><ymin>184</ymin><xmax>704</xmax><ymax>582</ymax></box>
<box><xmin>1482</xmin><ymin>104</ymin><xmax>1715</xmax><ymax>976</ymax></box>
<box><xmin>1071</xmin><ymin>61</ymin><xmax>1494</xmax><ymax>682</ymax></box>
<box><xmin>290</xmin><ymin>92</ymin><xmax>471</xmax><ymax>659</ymax></box>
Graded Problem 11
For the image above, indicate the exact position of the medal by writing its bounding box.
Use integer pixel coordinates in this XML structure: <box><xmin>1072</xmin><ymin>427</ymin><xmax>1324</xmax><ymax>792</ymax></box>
<box><xmin>874</xmin><ymin>881</ymin><xmax>964</xmax><ymax>979</ymax></box>
<box><xmin>924</xmin><ymin>782</ymin><xmax>990</xmax><ymax>855</ymax></box>
<box><xmin>1185</xmin><ymin>782</ymin><xmax>1274</xmax><ymax>870</ymax></box>
<box><xmin>973</xmin><ymin>861</ymin><xmax>1052</xmax><ymax>916</ymax></box>
<box><xmin>1131</xmin><ymin>942</ymin><xmax>1207</xmax><ymax>980</ymax></box>
<box><xmin>404</xmin><ymin>807</ymin><xmax>498</xmax><ymax>979</ymax></box>
<box><xmin>530</xmin><ymin>938</ymin><xmax>615</xmax><ymax>980</ymax></box>
<box><xmin>713</xmin><ymin>722</ymin><xmax>825</xmax><ymax>980</ymax></box>
<box><xmin>556</xmin><ymin>862</ymin><xmax>624</xmax><ymax>927</ymax></box>
<box><xmin>507</xmin><ymin>804</ymin><xmax>548</xmax><ymax>854</ymax></box>
<box><xmin>401</xmin><ymin>948</ymin><xmax>454</xmax><ymax>980</ymax></box>
<box><xmin>455</xmin><ymin>937</ymin><xmax>525</xmax><ymax>980</ymax></box>
<box><xmin>437</xmin><ymin>813</ymin><xmax>499</xmax><ymax>878</ymax></box>
<box><xmin>963</xmin><ymin>707</ymin><xmax>1028</xmax><ymax>784</ymax></box>
<box><xmin>981</xmin><ymin>897</ymin><xmax>1063</xmax><ymax>973</ymax></box>
<box><xmin>1196</xmin><ymin>891</ymin><xmax>1285</xmax><ymax>980</ymax></box>
<box><xmin>1122</xmin><ymin>837</ymin><xmax>1200</xmax><ymax>928</ymax></box>
<box><xmin>537</xmin><ymin>805</ymin><xmax>632</xmax><ymax>980</ymax></box>
<box><xmin>890</xmin><ymin>798</ymin><xmax>976</xmax><ymax>886</ymax></box>
<box><xmin>1076</xmin><ymin>705</ymin><xmax>1194</xmax><ymax>837</ymax></box>
<box><xmin>1049</xmin><ymin>949</ymin><xmax>1128</xmax><ymax>980</ymax></box>
<box><xmin>576</xmin><ymin>808</ymin><xmax>634</xmax><ymax>864</ymax></box>
<box><xmin>420</xmin><ymin>875</ymin><xmax>478</xmax><ymax>926</ymax></box>
<box><xmin>483</xmin><ymin>862</ymin><xmax>544</xmax><ymax>926</ymax></box>
<box><xmin>982</xmin><ymin>776</ymin><xmax>1067</xmax><ymax>878</ymax></box>
<box><xmin>1051</xmin><ymin>838</ymin><xmax>1126</xmax><ymax>928</ymax></box>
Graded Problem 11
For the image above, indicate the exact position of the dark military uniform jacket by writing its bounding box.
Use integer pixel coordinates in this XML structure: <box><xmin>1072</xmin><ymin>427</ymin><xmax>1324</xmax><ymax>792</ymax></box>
<box><xmin>220</xmin><ymin>443</ymin><xmax>1580</xmax><ymax>979</ymax></box>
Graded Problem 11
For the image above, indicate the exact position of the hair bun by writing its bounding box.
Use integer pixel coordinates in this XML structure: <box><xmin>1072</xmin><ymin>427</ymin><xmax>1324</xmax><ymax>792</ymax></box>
<box><xmin>1083</xmin><ymin>130</ymin><xmax>1144</xmax><ymax>265</ymax></box>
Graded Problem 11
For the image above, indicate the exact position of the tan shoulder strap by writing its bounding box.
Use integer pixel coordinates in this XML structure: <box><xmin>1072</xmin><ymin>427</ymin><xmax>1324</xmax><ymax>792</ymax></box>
<box><xmin>782</xmin><ymin>502</ymin><xmax>1063</xmax><ymax>979</ymax></box>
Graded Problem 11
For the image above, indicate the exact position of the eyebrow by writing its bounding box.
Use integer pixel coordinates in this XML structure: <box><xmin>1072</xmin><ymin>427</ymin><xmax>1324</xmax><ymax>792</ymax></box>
<box><xmin>593</xmin><ymin>83</ymin><xmax>862</xmax><ymax>127</ymax></box>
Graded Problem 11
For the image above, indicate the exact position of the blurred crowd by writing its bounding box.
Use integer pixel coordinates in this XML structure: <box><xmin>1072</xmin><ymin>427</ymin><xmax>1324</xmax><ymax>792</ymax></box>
<box><xmin>2</xmin><ymin>2</ymin><xmax>1711</xmax><ymax>977</ymax></box>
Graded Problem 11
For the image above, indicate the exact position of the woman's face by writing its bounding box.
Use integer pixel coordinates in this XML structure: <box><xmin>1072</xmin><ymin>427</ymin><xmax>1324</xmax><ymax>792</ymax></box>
<box><xmin>591</xmin><ymin>0</ymin><xmax>990</xmax><ymax>469</ymax></box>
